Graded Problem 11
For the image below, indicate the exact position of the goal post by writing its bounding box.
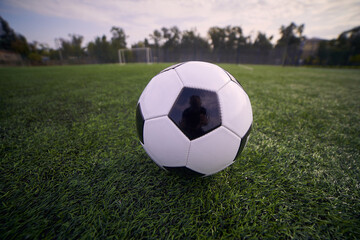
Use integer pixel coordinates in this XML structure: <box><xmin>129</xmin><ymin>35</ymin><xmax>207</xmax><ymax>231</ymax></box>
<box><xmin>118</xmin><ymin>47</ymin><xmax>153</xmax><ymax>64</ymax></box>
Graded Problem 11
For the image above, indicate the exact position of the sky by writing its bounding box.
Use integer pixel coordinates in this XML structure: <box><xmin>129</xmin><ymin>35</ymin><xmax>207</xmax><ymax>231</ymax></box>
<box><xmin>0</xmin><ymin>0</ymin><xmax>359</xmax><ymax>48</ymax></box>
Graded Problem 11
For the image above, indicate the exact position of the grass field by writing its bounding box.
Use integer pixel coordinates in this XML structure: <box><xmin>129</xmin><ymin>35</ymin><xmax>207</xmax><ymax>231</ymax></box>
<box><xmin>1</xmin><ymin>63</ymin><xmax>359</xmax><ymax>239</ymax></box>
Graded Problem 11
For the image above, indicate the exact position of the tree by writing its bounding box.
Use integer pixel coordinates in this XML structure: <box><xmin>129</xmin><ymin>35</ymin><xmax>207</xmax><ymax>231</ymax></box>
<box><xmin>253</xmin><ymin>32</ymin><xmax>273</xmax><ymax>51</ymax></box>
<box><xmin>208</xmin><ymin>26</ymin><xmax>249</xmax><ymax>62</ymax></box>
<box><xmin>70</xmin><ymin>34</ymin><xmax>84</xmax><ymax>57</ymax></box>
<box><xmin>224</xmin><ymin>26</ymin><xmax>247</xmax><ymax>50</ymax></box>
<box><xmin>162</xmin><ymin>26</ymin><xmax>181</xmax><ymax>49</ymax></box>
<box><xmin>86</xmin><ymin>27</ymin><xmax>127</xmax><ymax>63</ymax></box>
<box><xmin>276</xmin><ymin>22</ymin><xmax>305</xmax><ymax>65</ymax></box>
<box><xmin>59</xmin><ymin>34</ymin><xmax>84</xmax><ymax>59</ymax></box>
<box><xmin>316</xmin><ymin>26</ymin><xmax>360</xmax><ymax>66</ymax></box>
<box><xmin>208</xmin><ymin>26</ymin><xmax>226</xmax><ymax>50</ymax></box>
<box><xmin>111</xmin><ymin>26</ymin><xmax>127</xmax><ymax>50</ymax></box>
<box><xmin>180</xmin><ymin>29</ymin><xmax>210</xmax><ymax>60</ymax></box>
<box><xmin>87</xmin><ymin>35</ymin><xmax>112</xmax><ymax>63</ymax></box>
<box><xmin>0</xmin><ymin>16</ymin><xmax>16</xmax><ymax>50</ymax></box>
<box><xmin>149</xmin><ymin>30</ymin><xmax>162</xmax><ymax>48</ymax></box>
<box><xmin>277</xmin><ymin>22</ymin><xmax>304</xmax><ymax>46</ymax></box>
<box><xmin>10</xmin><ymin>34</ymin><xmax>29</xmax><ymax>57</ymax></box>
<box><xmin>110</xmin><ymin>26</ymin><xmax>127</xmax><ymax>61</ymax></box>
<box><xmin>181</xmin><ymin>29</ymin><xmax>209</xmax><ymax>49</ymax></box>
<box><xmin>131</xmin><ymin>38</ymin><xmax>150</xmax><ymax>48</ymax></box>
<box><xmin>0</xmin><ymin>16</ymin><xmax>29</xmax><ymax>57</ymax></box>
<box><xmin>347</xmin><ymin>26</ymin><xmax>360</xmax><ymax>65</ymax></box>
<box><xmin>208</xmin><ymin>26</ymin><xmax>247</xmax><ymax>51</ymax></box>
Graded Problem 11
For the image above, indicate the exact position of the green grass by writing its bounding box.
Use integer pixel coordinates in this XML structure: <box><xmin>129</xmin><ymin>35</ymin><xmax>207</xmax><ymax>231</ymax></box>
<box><xmin>1</xmin><ymin>63</ymin><xmax>359</xmax><ymax>239</ymax></box>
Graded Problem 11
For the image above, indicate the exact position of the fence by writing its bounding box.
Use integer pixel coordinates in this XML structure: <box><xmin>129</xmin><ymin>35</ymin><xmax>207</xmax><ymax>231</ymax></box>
<box><xmin>149</xmin><ymin>45</ymin><xmax>302</xmax><ymax>65</ymax></box>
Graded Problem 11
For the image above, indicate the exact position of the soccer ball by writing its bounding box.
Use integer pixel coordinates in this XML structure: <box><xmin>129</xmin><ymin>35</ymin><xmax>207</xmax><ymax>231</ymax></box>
<box><xmin>136</xmin><ymin>61</ymin><xmax>252</xmax><ymax>177</ymax></box>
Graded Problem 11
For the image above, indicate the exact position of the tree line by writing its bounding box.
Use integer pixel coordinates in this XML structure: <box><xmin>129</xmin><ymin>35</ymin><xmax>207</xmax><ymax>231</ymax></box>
<box><xmin>1</xmin><ymin>16</ymin><xmax>359</xmax><ymax>66</ymax></box>
<box><xmin>313</xmin><ymin>26</ymin><xmax>360</xmax><ymax>65</ymax></box>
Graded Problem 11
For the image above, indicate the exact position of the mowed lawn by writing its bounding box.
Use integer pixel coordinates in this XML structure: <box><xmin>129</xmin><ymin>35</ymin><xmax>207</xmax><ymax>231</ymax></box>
<box><xmin>0</xmin><ymin>63</ymin><xmax>359</xmax><ymax>239</ymax></box>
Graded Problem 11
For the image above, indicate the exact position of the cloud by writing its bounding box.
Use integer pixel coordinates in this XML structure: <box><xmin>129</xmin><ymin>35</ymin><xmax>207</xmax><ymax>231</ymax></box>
<box><xmin>3</xmin><ymin>0</ymin><xmax>360</xmax><ymax>46</ymax></box>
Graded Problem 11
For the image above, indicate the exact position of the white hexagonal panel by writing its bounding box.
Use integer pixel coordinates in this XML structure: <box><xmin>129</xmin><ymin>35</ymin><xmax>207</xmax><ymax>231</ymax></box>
<box><xmin>139</xmin><ymin>69</ymin><xmax>183</xmax><ymax>120</ymax></box>
<box><xmin>186</xmin><ymin>126</ymin><xmax>241</xmax><ymax>175</ymax></box>
<box><xmin>218</xmin><ymin>81</ymin><xmax>253</xmax><ymax>138</ymax></box>
<box><xmin>143</xmin><ymin>116</ymin><xmax>190</xmax><ymax>167</ymax></box>
<box><xmin>175</xmin><ymin>61</ymin><xmax>230</xmax><ymax>91</ymax></box>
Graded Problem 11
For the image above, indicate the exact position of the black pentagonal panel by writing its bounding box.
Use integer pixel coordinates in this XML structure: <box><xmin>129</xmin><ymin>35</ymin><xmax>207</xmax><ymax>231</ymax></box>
<box><xmin>135</xmin><ymin>103</ymin><xmax>145</xmax><ymax>144</ymax></box>
<box><xmin>164</xmin><ymin>166</ymin><xmax>205</xmax><ymax>177</ymax></box>
<box><xmin>168</xmin><ymin>87</ymin><xmax>221</xmax><ymax>140</ymax></box>
<box><xmin>234</xmin><ymin>125</ymin><xmax>252</xmax><ymax>161</ymax></box>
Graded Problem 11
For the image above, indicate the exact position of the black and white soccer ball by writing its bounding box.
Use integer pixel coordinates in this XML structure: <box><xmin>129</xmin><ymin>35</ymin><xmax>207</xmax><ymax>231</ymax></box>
<box><xmin>136</xmin><ymin>61</ymin><xmax>252</xmax><ymax>177</ymax></box>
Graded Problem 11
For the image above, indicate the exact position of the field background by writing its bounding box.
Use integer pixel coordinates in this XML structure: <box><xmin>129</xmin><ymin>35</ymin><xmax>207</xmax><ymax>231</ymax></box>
<box><xmin>1</xmin><ymin>64</ymin><xmax>359</xmax><ymax>239</ymax></box>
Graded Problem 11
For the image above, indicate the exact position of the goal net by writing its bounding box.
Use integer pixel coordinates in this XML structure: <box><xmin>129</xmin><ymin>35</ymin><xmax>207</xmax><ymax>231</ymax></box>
<box><xmin>118</xmin><ymin>47</ymin><xmax>153</xmax><ymax>64</ymax></box>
